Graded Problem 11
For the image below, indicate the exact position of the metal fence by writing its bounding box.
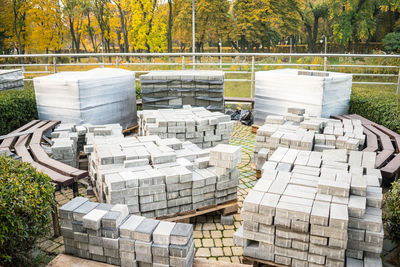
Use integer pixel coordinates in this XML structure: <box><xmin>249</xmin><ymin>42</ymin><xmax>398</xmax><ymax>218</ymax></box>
<box><xmin>0</xmin><ymin>52</ymin><xmax>399</xmax><ymax>96</ymax></box>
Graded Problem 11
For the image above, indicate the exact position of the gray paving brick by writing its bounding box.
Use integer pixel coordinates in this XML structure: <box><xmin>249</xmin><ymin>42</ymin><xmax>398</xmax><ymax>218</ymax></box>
<box><xmin>153</xmin><ymin>221</ymin><xmax>176</xmax><ymax>245</ymax></box>
<box><xmin>133</xmin><ymin>218</ymin><xmax>160</xmax><ymax>242</ymax></box>
<box><xmin>170</xmin><ymin>223</ymin><xmax>193</xmax><ymax>245</ymax></box>
<box><xmin>60</xmin><ymin>197</ymin><xmax>89</xmax><ymax>219</ymax></box>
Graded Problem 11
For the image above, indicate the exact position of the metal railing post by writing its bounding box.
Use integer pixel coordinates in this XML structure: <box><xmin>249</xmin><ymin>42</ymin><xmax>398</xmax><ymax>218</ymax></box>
<box><xmin>219</xmin><ymin>54</ymin><xmax>222</xmax><ymax>69</ymax></box>
<box><xmin>324</xmin><ymin>57</ymin><xmax>327</xmax><ymax>72</ymax></box>
<box><xmin>102</xmin><ymin>54</ymin><xmax>105</xmax><ymax>68</ymax></box>
<box><xmin>116</xmin><ymin>56</ymin><xmax>119</xmax><ymax>68</ymax></box>
<box><xmin>193</xmin><ymin>55</ymin><xmax>195</xmax><ymax>70</ymax></box>
<box><xmin>251</xmin><ymin>56</ymin><xmax>255</xmax><ymax>100</ymax></box>
<box><xmin>397</xmin><ymin>68</ymin><xmax>400</xmax><ymax>95</ymax></box>
<box><xmin>182</xmin><ymin>56</ymin><xmax>185</xmax><ymax>70</ymax></box>
<box><xmin>53</xmin><ymin>56</ymin><xmax>57</xmax><ymax>73</ymax></box>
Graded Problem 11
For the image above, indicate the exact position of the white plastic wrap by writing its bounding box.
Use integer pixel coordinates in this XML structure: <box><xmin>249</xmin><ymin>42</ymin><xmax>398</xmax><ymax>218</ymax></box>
<box><xmin>0</xmin><ymin>69</ymin><xmax>24</xmax><ymax>91</ymax></box>
<box><xmin>254</xmin><ymin>69</ymin><xmax>352</xmax><ymax>124</ymax></box>
<box><xmin>33</xmin><ymin>68</ymin><xmax>137</xmax><ymax>128</ymax></box>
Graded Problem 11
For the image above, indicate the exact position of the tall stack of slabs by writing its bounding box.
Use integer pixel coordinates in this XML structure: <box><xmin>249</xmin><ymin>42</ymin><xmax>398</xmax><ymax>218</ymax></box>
<box><xmin>140</xmin><ymin>70</ymin><xmax>224</xmax><ymax>111</ymax></box>
<box><xmin>0</xmin><ymin>69</ymin><xmax>24</xmax><ymax>91</ymax></box>
<box><xmin>254</xmin><ymin>69</ymin><xmax>352</xmax><ymax>125</ymax></box>
<box><xmin>33</xmin><ymin>68</ymin><xmax>136</xmax><ymax>128</ymax></box>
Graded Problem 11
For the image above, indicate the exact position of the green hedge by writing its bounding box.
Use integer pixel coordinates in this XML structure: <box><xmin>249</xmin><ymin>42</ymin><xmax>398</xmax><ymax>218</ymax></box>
<box><xmin>0</xmin><ymin>155</ymin><xmax>54</xmax><ymax>266</ymax></box>
<box><xmin>384</xmin><ymin>179</ymin><xmax>400</xmax><ymax>244</ymax></box>
<box><xmin>0</xmin><ymin>86</ymin><xmax>38</xmax><ymax>135</ymax></box>
<box><xmin>349</xmin><ymin>86</ymin><xmax>400</xmax><ymax>134</ymax></box>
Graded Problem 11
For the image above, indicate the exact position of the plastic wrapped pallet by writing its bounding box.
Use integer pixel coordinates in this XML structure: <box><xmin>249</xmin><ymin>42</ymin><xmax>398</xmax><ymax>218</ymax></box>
<box><xmin>33</xmin><ymin>68</ymin><xmax>136</xmax><ymax>128</ymax></box>
<box><xmin>140</xmin><ymin>70</ymin><xmax>224</xmax><ymax>111</ymax></box>
<box><xmin>254</xmin><ymin>69</ymin><xmax>352</xmax><ymax>125</ymax></box>
<box><xmin>0</xmin><ymin>69</ymin><xmax>24</xmax><ymax>91</ymax></box>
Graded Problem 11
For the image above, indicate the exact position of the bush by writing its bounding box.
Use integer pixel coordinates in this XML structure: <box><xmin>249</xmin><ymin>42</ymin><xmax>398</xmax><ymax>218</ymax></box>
<box><xmin>0</xmin><ymin>156</ymin><xmax>54</xmax><ymax>266</ymax></box>
<box><xmin>0</xmin><ymin>85</ymin><xmax>38</xmax><ymax>135</ymax></box>
<box><xmin>383</xmin><ymin>32</ymin><xmax>400</xmax><ymax>53</ymax></box>
<box><xmin>349</xmin><ymin>86</ymin><xmax>400</xmax><ymax>134</ymax></box>
<box><xmin>385</xmin><ymin>180</ymin><xmax>400</xmax><ymax>244</ymax></box>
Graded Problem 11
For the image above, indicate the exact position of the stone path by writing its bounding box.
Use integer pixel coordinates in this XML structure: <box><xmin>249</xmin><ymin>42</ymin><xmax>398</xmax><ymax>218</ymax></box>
<box><xmin>37</xmin><ymin>122</ymin><xmax>255</xmax><ymax>264</ymax></box>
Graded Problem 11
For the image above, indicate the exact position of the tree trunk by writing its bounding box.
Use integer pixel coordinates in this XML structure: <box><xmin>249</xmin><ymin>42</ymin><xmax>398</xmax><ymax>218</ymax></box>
<box><xmin>116</xmin><ymin>3</ymin><xmax>129</xmax><ymax>55</ymax></box>
<box><xmin>87</xmin><ymin>14</ymin><xmax>97</xmax><ymax>53</ymax></box>
<box><xmin>12</xmin><ymin>5</ymin><xmax>24</xmax><ymax>59</ymax></box>
<box><xmin>312</xmin><ymin>15</ymin><xmax>320</xmax><ymax>53</ymax></box>
<box><xmin>167</xmin><ymin>0</ymin><xmax>173</xmax><ymax>53</ymax></box>
<box><xmin>230</xmin><ymin>41</ymin><xmax>240</xmax><ymax>52</ymax></box>
<box><xmin>305</xmin><ymin>24</ymin><xmax>314</xmax><ymax>53</ymax></box>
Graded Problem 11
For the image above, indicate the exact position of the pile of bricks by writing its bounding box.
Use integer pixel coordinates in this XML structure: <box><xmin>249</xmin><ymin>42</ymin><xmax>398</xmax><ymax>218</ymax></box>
<box><xmin>140</xmin><ymin>70</ymin><xmax>224</xmax><ymax>111</ymax></box>
<box><xmin>138</xmin><ymin>105</ymin><xmax>234</xmax><ymax>148</ymax></box>
<box><xmin>60</xmin><ymin>197</ymin><xmax>194</xmax><ymax>266</ymax></box>
<box><xmin>87</xmin><ymin>129</ymin><xmax>241</xmax><ymax>217</ymax></box>
<box><xmin>254</xmin><ymin>110</ymin><xmax>366</xmax><ymax>171</ymax></box>
<box><xmin>234</xmin><ymin>147</ymin><xmax>383</xmax><ymax>266</ymax></box>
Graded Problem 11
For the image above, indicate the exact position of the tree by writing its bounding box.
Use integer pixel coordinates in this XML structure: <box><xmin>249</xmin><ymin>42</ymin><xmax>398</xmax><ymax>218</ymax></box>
<box><xmin>330</xmin><ymin>0</ymin><xmax>379</xmax><ymax>53</ymax></box>
<box><xmin>113</xmin><ymin>0</ymin><xmax>130</xmax><ymax>53</ymax></box>
<box><xmin>383</xmin><ymin>31</ymin><xmax>400</xmax><ymax>53</ymax></box>
<box><xmin>93</xmin><ymin>0</ymin><xmax>113</xmax><ymax>53</ymax></box>
<box><xmin>61</xmin><ymin>0</ymin><xmax>85</xmax><ymax>53</ymax></box>
<box><xmin>173</xmin><ymin>0</ymin><xmax>231</xmax><ymax>52</ymax></box>
<box><xmin>0</xmin><ymin>0</ymin><xmax>30</xmax><ymax>54</ymax></box>
<box><xmin>231</xmin><ymin>0</ymin><xmax>284</xmax><ymax>52</ymax></box>
<box><xmin>294</xmin><ymin>0</ymin><xmax>329</xmax><ymax>53</ymax></box>
<box><xmin>25</xmin><ymin>0</ymin><xmax>64</xmax><ymax>53</ymax></box>
<box><xmin>128</xmin><ymin>0</ymin><xmax>167</xmax><ymax>52</ymax></box>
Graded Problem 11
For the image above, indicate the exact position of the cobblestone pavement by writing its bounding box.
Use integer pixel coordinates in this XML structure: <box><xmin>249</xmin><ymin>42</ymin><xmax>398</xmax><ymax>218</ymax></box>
<box><xmin>38</xmin><ymin>122</ymin><xmax>256</xmax><ymax>264</ymax></box>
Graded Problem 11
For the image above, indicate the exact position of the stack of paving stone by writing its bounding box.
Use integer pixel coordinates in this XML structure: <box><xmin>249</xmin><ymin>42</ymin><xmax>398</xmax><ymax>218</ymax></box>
<box><xmin>140</xmin><ymin>70</ymin><xmax>224</xmax><ymax>111</ymax></box>
<box><xmin>86</xmin><ymin>130</ymin><xmax>241</xmax><ymax>217</ymax></box>
<box><xmin>209</xmin><ymin>144</ymin><xmax>242</xmax><ymax>205</ymax></box>
<box><xmin>51</xmin><ymin>123</ymin><xmax>79</xmax><ymax>168</ymax></box>
<box><xmin>234</xmin><ymin>147</ymin><xmax>383</xmax><ymax>267</ymax></box>
<box><xmin>50</xmin><ymin>123</ymin><xmax>123</xmax><ymax>168</ymax></box>
<box><xmin>60</xmin><ymin>197</ymin><xmax>194</xmax><ymax>266</ymax></box>
<box><xmin>254</xmin><ymin>109</ymin><xmax>366</xmax><ymax>172</ymax></box>
<box><xmin>0</xmin><ymin>69</ymin><xmax>24</xmax><ymax>91</ymax></box>
<box><xmin>138</xmin><ymin>105</ymin><xmax>234</xmax><ymax>148</ymax></box>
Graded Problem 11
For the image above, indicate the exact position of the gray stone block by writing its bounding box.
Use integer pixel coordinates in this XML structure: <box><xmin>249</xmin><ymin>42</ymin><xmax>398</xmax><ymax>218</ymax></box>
<box><xmin>170</xmin><ymin>223</ymin><xmax>193</xmax><ymax>245</ymax></box>
<box><xmin>153</xmin><ymin>221</ymin><xmax>176</xmax><ymax>245</ymax></box>
<box><xmin>73</xmin><ymin>201</ymin><xmax>99</xmax><ymax>222</ymax></box>
<box><xmin>133</xmin><ymin>218</ymin><xmax>160</xmax><ymax>242</ymax></box>
<box><xmin>60</xmin><ymin>197</ymin><xmax>89</xmax><ymax>219</ymax></box>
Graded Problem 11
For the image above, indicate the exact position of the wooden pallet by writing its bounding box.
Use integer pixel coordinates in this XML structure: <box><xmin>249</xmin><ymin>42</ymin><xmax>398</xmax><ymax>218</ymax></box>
<box><xmin>122</xmin><ymin>124</ymin><xmax>139</xmax><ymax>135</ymax></box>
<box><xmin>48</xmin><ymin>254</ymin><xmax>252</xmax><ymax>267</ymax></box>
<box><xmin>242</xmin><ymin>256</ymin><xmax>287</xmax><ymax>267</ymax></box>
<box><xmin>157</xmin><ymin>199</ymin><xmax>238</xmax><ymax>223</ymax></box>
<box><xmin>251</xmin><ymin>124</ymin><xmax>260</xmax><ymax>134</ymax></box>
<box><xmin>250</xmin><ymin>162</ymin><xmax>262</xmax><ymax>179</ymax></box>
<box><xmin>78</xmin><ymin>152</ymin><xmax>89</xmax><ymax>171</ymax></box>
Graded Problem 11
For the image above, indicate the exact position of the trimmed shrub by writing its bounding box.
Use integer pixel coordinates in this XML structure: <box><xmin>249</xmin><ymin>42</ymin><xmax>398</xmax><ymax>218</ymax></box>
<box><xmin>349</xmin><ymin>87</ymin><xmax>400</xmax><ymax>134</ymax></box>
<box><xmin>0</xmin><ymin>156</ymin><xmax>55</xmax><ymax>266</ymax></box>
<box><xmin>385</xmin><ymin>180</ymin><xmax>400</xmax><ymax>244</ymax></box>
<box><xmin>0</xmin><ymin>86</ymin><xmax>38</xmax><ymax>135</ymax></box>
<box><xmin>383</xmin><ymin>32</ymin><xmax>400</xmax><ymax>53</ymax></box>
